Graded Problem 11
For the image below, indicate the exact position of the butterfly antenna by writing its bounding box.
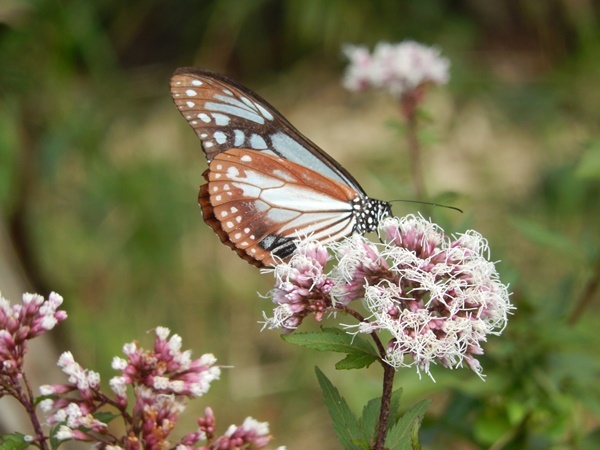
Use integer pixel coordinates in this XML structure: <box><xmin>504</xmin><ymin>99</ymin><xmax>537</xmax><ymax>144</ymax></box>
<box><xmin>389</xmin><ymin>199</ymin><xmax>463</xmax><ymax>214</ymax></box>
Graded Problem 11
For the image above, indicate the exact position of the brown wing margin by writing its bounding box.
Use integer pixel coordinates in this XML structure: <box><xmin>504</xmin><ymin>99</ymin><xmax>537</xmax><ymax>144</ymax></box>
<box><xmin>198</xmin><ymin>171</ymin><xmax>264</xmax><ymax>268</ymax></box>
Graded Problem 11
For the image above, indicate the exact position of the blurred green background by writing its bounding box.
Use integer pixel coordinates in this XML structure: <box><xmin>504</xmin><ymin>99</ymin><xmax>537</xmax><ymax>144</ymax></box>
<box><xmin>1</xmin><ymin>1</ymin><xmax>600</xmax><ymax>448</ymax></box>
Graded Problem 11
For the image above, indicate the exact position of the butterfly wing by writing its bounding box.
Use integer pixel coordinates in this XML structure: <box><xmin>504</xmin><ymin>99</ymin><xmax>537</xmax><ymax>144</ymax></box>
<box><xmin>170</xmin><ymin>67</ymin><xmax>367</xmax><ymax>194</ymax></box>
<box><xmin>199</xmin><ymin>148</ymin><xmax>360</xmax><ymax>267</ymax></box>
<box><xmin>171</xmin><ymin>67</ymin><xmax>391</xmax><ymax>267</ymax></box>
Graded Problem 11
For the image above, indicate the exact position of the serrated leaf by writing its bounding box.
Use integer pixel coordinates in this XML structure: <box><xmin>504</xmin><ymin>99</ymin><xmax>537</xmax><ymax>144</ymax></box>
<box><xmin>282</xmin><ymin>328</ymin><xmax>377</xmax><ymax>359</ymax></box>
<box><xmin>388</xmin><ymin>388</ymin><xmax>404</xmax><ymax>427</ymax></box>
<box><xmin>0</xmin><ymin>433</ymin><xmax>30</xmax><ymax>450</ymax></box>
<box><xmin>315</xmin><ymin>367</ymin><xmax>366</xmax><ymax>450</ymax></box>
<box><xmin>385</xmin><ymin>399</ymin><xmax>430</xmax><ymax>450</ymax></box>
<box><xmin>359</xmin><ymin>396</ymin><xmax>382</xmax><ymax>444</ymax></box>
<box><xmin>335</xmin><ymin>352</ymin><xmax>377</xmax><ymax>370</ymax></box>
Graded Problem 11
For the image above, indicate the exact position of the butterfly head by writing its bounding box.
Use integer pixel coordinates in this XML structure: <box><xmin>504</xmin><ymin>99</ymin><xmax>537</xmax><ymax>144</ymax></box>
<box><xmin>353</xmin><ymin>197</ymin><xmax>392</xmax><ymax>235</ymax></box>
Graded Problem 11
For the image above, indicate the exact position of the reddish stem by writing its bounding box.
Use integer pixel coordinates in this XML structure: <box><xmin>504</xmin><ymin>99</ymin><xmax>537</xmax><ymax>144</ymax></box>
<box><xmin>19</xmin><ymin>371</ymin><xmax>50</xmax><ymax>450</ymax></box>
<box><xmin>334</xmin><ymin>305</ymin><xmax>394</xmax><ymax>450</ymax></box>
<box><xmin>400</xmin><ymin>87</ymin><xmax>427</xmax><ymax>201</ymax></box>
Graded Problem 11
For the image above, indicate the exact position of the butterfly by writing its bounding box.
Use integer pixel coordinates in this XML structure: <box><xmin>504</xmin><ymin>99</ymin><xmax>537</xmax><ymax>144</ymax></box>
<box><xmin>170</xmin><ymin>67</ymin><xmax>391</xmax><ymax>268</ymax></box>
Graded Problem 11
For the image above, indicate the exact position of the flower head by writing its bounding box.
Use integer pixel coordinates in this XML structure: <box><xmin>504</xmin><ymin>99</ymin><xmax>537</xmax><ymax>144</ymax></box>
<box><xmin>110</xmin><ymin>327</ymin><xmax>221</xmax><ymax>399</ymax></box>
<box><xmin>343</xmin><ymin>215</ymin><xmax>512</xmax><ymax>378</ymax></box>
<box><xmin>343</xmin><ymin>41</ymin><xmax>449</xmax><ymax>97</ymax></box>
<box><xmin>0</xmin><ymin>292</ymin><xmax>67</xmax><ymax>374</ymax></box>
<box><xmin>262</xmin><ymin>240</ymin><xmax>334</xmax><ymax>332</ymax></box>
<box><xmin>264</xmin><ymin>215</ymin><xmax>512</xmax><ymax>379</ymax></box>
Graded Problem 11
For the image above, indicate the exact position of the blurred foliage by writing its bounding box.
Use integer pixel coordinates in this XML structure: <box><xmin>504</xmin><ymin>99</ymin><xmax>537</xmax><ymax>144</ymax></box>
<box><xmin>1</xmin><ymin>0</ymin><xmax>600</xmax><ymax>449</ymax></box>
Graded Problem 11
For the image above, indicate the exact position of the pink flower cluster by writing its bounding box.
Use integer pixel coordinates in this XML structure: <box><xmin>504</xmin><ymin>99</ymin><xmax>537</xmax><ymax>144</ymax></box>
<box><xmin>0</xmin><ymin>292</ymin><xmax>66</xmax><ymax>374</ymax></box>
<box><xmin>343</xmin><ymin>41</ymin><xmax>449</xmax><ymax>97</ymax></box>
<box><xmin>263</xmin><ymin>215</ymin><xmax>512</xmax><ymax>379</ymax></box>
<box><xmin>38</xmin><ymin>326</ymin><xmax>282</xmax><ymax>449</ymax></box>
<box><xmin>262</xmin><ymin>241</ymin><xmax>335</xmax><ymax>332</ymax></box>
<box><xmin>109</xmin><ymin>326</ymin><xmax>220</xmax><ymax>400</ymax></box>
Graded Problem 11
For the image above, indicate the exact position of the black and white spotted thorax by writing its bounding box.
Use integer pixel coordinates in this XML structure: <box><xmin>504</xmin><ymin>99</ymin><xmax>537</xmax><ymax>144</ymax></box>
<box><xmin>352</xmin><ymin>197</ymin><xmax>392</xmax><ymax>234</ymax></box>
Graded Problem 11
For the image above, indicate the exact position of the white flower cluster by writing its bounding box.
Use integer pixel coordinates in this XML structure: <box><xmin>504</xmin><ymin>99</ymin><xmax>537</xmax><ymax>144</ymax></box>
<box><xmin>264</xmin><ymin>215</ymin><xmax>513</xmax><ymax>379</ymax></box>
<box><xmin>343</xmin><ymin>41</ymin><xmax>450</xmax><ymax>96</ymax></box>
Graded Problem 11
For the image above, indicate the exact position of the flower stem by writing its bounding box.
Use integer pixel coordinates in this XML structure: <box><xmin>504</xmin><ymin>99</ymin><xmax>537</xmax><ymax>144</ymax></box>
<box><xmin>20</xmin><ymin>371</ymin><xmax>49</xmax><ymax>450</ymax></box>
<box><xmin>373</xmin><ymin>362</ymin><xmax>395</xmax><ymax>450</ymax></box>
<box><xmin>334</xmin><ymin>305</ymin><xmax>394</xmax><ymax>450</ymax></box>
<box><xmin>400</xmin><ymin>88</ymin><xmax>428</xmax><ymax>201</ymax></box>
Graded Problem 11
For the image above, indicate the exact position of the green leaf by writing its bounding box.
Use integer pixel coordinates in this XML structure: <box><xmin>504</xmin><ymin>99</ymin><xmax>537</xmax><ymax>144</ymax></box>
<box><xmin>283</xmin><ymin>328</ymin><xmax>375</xmax><ymax>355</ymax></box>
<box><xmin>388</xmin><ymin>388</ymin><xmax>404</xmax><ymax>427</ymax></box>
<box><xmin>359</xmin><ymin>396</ymin><xmax>382</xmax><ymax>444</ymax></box>
<box><xmin>315</xmin><ymin>366</ymin><xmax>366</xmax><ymax>450</ymax></box>
<box><xmin>357</xmin><ymin>389</ymin><xmax>404</xmax><ymax>445</ymax></box>
<box><xmin>0</xmin><ymin>433</ymin><xmax>30</xmax><ymax>450</ymax></box>
<box><xmin>510</xmin><ymin>217</ymin><xmax>583</xmax><ymax>261</ymax></box>
<box><xmin>49</xmin><ymin>424</ymin><xmax>65</xmax><ymax>450</ymax></box>
<box><xmin>385</xmin><ymin>399</ymin><xmax>430</xmax><ymax>450</ymax></box>
<box><xmin>93</xmin><ymin>411</ymin><xmax>119</xmax><ymax>424</ymax></box>
<box><xmin>335</xmin><ymin>352</ymin><xmax>377</xmax><ymax>370</ymax></box>
<box><xmin>283</xmin><ymin>328</ymin><xmax>378</xmax><ymax>370</ymax></box>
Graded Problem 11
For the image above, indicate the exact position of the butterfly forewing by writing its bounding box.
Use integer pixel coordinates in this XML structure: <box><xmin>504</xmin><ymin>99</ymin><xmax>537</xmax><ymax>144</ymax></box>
<box><xmin>170</xmin><ymin>68</ymin><xmax>365</xmax><ymax>192</ymax></box>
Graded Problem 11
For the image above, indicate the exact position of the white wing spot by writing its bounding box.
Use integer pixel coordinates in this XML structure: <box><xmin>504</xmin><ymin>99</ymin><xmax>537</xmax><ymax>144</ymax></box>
<box><xmin>216</xmin><ymin>195</ymin><xmax>222</xmax><ymax>201</ymax></box>
<box><xmin>240</xmin><ymin>154</ymin><xmax>252</xmax><ymax>162</ymax></box>
<box><xmin>250</xmin><ymin>134</ymin><xmax>267</xmax><ymax>150</ymax></box>
<box><xmin>255</xmin><ymin>103</ymin><xmax>274</xmax><ymax>120</ymax></box>
<box><xmin>234</xmin><ymin>232</ymin><xmax>242</xmax><ymax>239</ymax></box>
<box><xmin>251</xmin><ymin>248</ymin><xmax>256</xmax><ymax>253</ymax></box>
<box><xmin>198</xmin><ymin>113</ymin><xmax>211</xmax><ymax>123</ymax></box>
<box><xmin>200</xmin><ymin>133</ymin><xmax>208</xmax><ymax>139</ymax></box>
<box><xmin>240</xmin><ymin>241</ymin><xmax>248</xmax><ymax>247</ymax></box>
<box><xmin>234</xmin><ymin>130</ymin><xmax>245</xmax><ymax>146</ymax></box>
<box><xmin>214</xmin><ymin>173</ymin><xmax>221</xmax><ymax>179</ymax></box>
<box><xmin>226</xmin><ymin>167</ymin><xmax>240</xmax><ymax>178</ymax></box>
<box><xmin>204</xmin><ymin>142</ymin><xmax>214</xmax><ymax>148</ymax></box>
<box><xmin>212</xmin><ymin>186</ymin><xmax>218</xmax><ymax>192</ymax></box>
<box><xmin>191</xmin><ymin>121</ymin><xmax>198</xmax><ymax>125</ymax></box>
<box><xmin>220</xmin><ymin>211</ymin><xmax>228</xmax><ymax>218</ymax></box>
<box><xmin>223</xmin><ymin>89</ymin><xmax>233</xmax><ymax>95</ymax></box>
<box><xmin>227</xmin><ymin>192</ymin><xmax>233</xmax><ymax>197</ymax></box>
<box><xmin>223</xmin><ymin>184</ymin><xmax>230</xmax><ymax>191</ymax></box>
<box><xmin>250</xmin><ymin>234</ymin><xmax>255</xmax><ymax>240</ymax></box>
<box><xmin>236</xmin><ymin>216</ymin><xmax>242</xmax><ymax>223</ymax></box>
<box><xmin>241</xmin><ymin>97</ymin><xmax>255</xmax><ymax>109</ymax></box>
<box><xmin>185</xmin><ymin>89</ymin><xmax>197</xmax><ymax>96</ymax></box>
<box><xmin>230</xmin><ymin>207</ymin><xmax>238</xmax><ymax>213</ymax></box>
<box><xmin>216</xmin><ymin>164</ymin><xmax>223</xmax><ymax>170</ymax></box>
<box><xmin>214</xmin><ymin>131</ymin><xmax>227</xmax><ymax>144</ymax></box>
<box><xmin>186</xmin><ymin>101</ymin><xmax>195</xmax><ymax>107</ymax></box>
<box><xmin>226</xmin><ymin>221</ymin><xmax>234</xmax><ymax>229</ymax></box>
<box><xmin>244</xmin><ymin>228</ymin><xmax>250</xmax><ymax>233</ymax></box>
<box><xmin>191</xmin><ymin>80</ymin><xmax>203</xmax><ymax>86</ymax></box>
<box><xmin>211</xmin><ymin>113</ymin><xmax>230</xmax><ymax>126</ymax></box>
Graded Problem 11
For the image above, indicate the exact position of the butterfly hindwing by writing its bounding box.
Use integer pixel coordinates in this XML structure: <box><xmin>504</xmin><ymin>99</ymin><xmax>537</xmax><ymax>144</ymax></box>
<box><xmin>199</xmin><ymin>149</ymin><xmax>359</xmax><ymax>267</ymax></box>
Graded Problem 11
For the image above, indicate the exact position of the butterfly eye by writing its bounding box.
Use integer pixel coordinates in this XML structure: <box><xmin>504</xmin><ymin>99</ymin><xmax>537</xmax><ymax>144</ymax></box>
<box><xmin>171</xmin><ymin>68</ymin><xmax>391</xmax><ymax>267</ymax></box>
